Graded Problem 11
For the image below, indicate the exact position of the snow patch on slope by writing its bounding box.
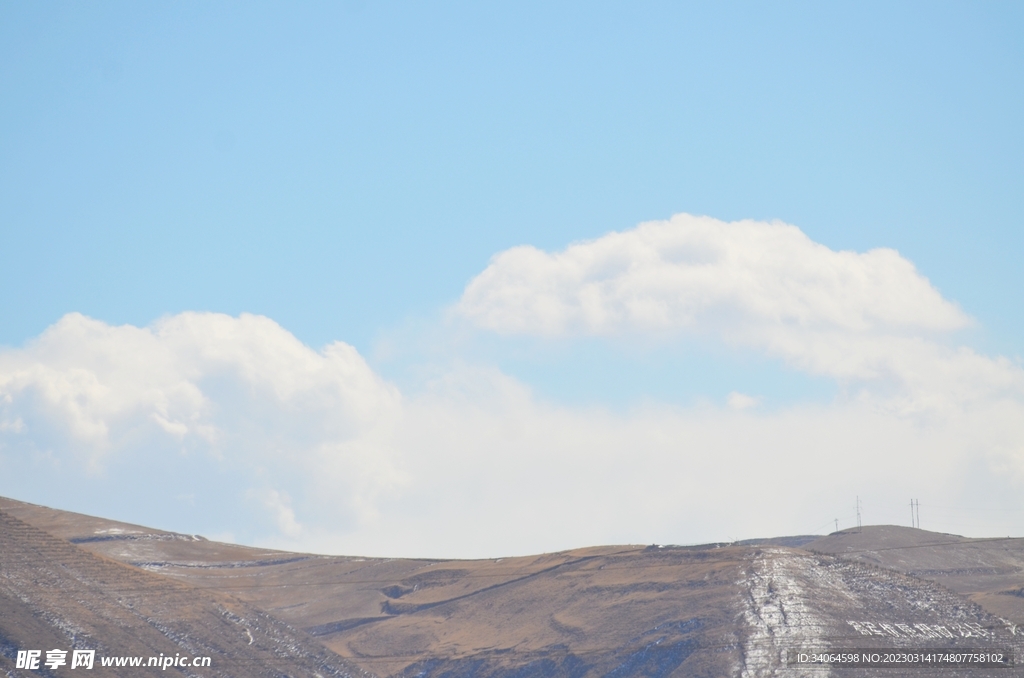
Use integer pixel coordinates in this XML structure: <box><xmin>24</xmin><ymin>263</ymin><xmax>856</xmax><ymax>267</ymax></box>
<box><xmin>739</xmin><ymin>549</ymin><xmax>834</xmax><ymax>678</ymax></box>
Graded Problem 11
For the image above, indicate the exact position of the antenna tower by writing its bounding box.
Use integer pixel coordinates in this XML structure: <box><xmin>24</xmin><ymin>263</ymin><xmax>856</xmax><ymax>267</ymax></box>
<box><xmin>856</xmin><ymin>496</ymin><xmax>862</xmax><ymax>529</ymax></box>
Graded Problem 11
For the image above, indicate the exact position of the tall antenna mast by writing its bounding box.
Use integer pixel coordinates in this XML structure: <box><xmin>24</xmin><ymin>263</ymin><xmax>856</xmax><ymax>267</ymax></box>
<box><xmin>911</xmin><ymin>499</ymin><xmax>915</xmax><ymax>528</ymax></box>
<box><xmin>856</xmin><ymin>496</ymin><xmax>862</xmax><ymax>529</ymax></box>
<box><xmin>834</xmin><ymin>518</ymin><xmax>838</xmax><ymax>533</ymax></box>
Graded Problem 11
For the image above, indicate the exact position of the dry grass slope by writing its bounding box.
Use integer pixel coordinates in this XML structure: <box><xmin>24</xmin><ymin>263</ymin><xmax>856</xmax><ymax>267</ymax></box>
<box><xmin>3</xmin><ymin>498</ymin><xmax>1023</xmax><ymax>678</ymax></box>
<box><xmin>0</xmin><ymin>508</ymin><xmax>365</xmax><ymax>678</ymax></box>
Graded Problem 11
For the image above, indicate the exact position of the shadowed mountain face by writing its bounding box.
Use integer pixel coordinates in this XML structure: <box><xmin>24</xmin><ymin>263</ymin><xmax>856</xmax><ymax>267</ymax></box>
<box><xmin>2</xmin><ymin>496</ymin><xmax>1023</xmax><ymax>678</ymax></box>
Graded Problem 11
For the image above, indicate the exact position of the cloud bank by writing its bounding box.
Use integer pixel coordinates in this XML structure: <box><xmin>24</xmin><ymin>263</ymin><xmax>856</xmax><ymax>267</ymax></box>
<box><xmin>1</xmin><ymin>215</ymin><xmax>1022</xmax><ymax>557</ymax></box>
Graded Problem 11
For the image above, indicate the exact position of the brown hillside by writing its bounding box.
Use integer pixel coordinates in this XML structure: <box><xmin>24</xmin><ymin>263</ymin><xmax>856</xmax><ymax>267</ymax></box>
<box><xmin>3</xmin><ymin>497</ymin><xmax>1022</xmax><ymax>678</ymax></box>
<box><xmin>0</xmin><ymin>507</ymin><xmax>364</xmax><ymax>677</ymax></box>
<box><xmin>807</xmin><ymin>526</ymin><xmax>1024</xmax><ymax>626</ymax></box>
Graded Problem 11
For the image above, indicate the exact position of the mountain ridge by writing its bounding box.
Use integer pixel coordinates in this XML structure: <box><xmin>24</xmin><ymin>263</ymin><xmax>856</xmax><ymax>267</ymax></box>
<box><xmin>3</xmin><ymin>496</ymin><xmax>1023</xmax><ymax>677</ymax></box>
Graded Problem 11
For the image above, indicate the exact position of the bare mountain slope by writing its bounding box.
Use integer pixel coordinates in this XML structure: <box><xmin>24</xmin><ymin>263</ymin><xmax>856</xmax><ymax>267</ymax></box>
<box><xmin>3</xmin><ymin>497</ymin><xmax>1022</xmax><ymax>678</ymax></box>
<box><xmin>0</xmin><ymin>508</ymin><xmax>365</xmax><ymax>677</ymax></box>
<box><xmin>807</xmin><ymin>526</ymin><xmax>1024</xmax><ymax>625</ymax></box>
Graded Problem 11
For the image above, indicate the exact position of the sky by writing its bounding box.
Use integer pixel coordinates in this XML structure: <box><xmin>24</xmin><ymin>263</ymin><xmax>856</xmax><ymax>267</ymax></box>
<box><xmin>1</xmin><ymin>2</ymin><xmax>1022</xmax><ymax>558</ymax></box>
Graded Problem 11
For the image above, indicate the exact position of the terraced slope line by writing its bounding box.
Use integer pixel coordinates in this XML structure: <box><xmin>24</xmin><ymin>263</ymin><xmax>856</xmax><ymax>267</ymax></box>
<box><xmin>0</xmin><ymin>509</ymin><xmax>366</xmax><ymax>678</ymax></box>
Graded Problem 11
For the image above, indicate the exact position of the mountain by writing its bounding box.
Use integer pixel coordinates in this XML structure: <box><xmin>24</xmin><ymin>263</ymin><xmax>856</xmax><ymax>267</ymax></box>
<box><xmin>2</xmin><ymin>496</ymin><xmax>1022</xmax><ymax>677</ymax></box>
<box><xmin>806</xmin><ymin>525</ymin><xmax>1024</xmax><ymax>626</ymax></box>
<box><xmin>0</xmin><ymin>507</ymin><xmax>364</xmax><ymax>677</ymax></box>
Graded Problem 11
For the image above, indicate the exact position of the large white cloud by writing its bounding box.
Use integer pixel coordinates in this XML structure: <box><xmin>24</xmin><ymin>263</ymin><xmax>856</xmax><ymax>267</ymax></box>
<box><xmin>458</xmin><ymin>214</ymin><xmax>969</xmax><ymax>338</ymax></box>
<box><xmin>456</xmin><ymin>214</ymin><xmax>1024</xmax><ymax>415</ymax></box>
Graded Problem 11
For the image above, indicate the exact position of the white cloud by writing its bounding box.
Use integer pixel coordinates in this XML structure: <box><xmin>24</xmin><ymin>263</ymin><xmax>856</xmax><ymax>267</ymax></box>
<box><xmin>249</xmin><ymin>487</ymin><xmax>304</xmax><ymax>539</ymax></box>
<box><xmin>456</xmin><ymin>214</ymin><xmax>1022</xmax><ymax>415</ymax></box>
<box><xmin>727</xmin><ymin>392</ymin><xmax>760</xmax><ymax>410</ymax></box>
<box><xmin>0</xmin><ymin>312</ymin><xmax>405</xmax><ymax>538</ymax></box>
<box><xmin>458</xmin><ymin>214</ymin><xmax>968</xmax><ymax>338</ymax></box>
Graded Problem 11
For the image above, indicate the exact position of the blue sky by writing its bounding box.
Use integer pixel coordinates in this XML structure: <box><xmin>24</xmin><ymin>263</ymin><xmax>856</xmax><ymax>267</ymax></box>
<box><xmin>1</xmin><ymin>2</ymin><xmax>1022</xmax><ymax>556</ymax></box>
